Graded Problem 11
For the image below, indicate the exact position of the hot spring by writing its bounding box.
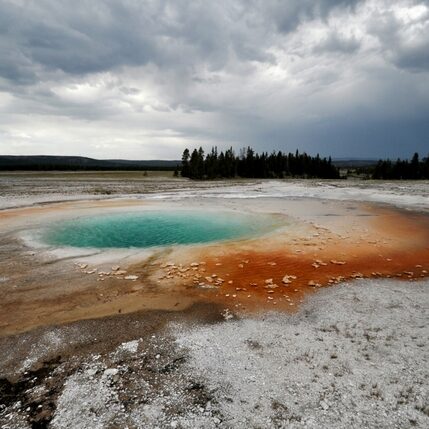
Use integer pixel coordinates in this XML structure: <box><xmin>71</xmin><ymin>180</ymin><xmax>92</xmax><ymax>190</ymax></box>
<box><xmin>42</xmin><ymin>210</ymin><xmax>280</xmax><ymax>249</ymax></box>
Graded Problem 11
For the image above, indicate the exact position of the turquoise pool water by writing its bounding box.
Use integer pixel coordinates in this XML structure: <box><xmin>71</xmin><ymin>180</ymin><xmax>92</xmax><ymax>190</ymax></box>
<box><xmin>43</xmin><ymin>210</ymin><xmax>278</xmax><ymax>249</ymax></box>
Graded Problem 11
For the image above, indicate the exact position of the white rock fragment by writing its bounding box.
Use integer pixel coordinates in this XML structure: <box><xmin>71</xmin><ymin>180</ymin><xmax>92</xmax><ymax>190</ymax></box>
<box><xmin>103</xmin><ymin>368</ymin><xmax>119</xmax><ymax>377</ymax></box>
<box><xmin>119</xmin><ymin>340</ymin><xmax>139</xmax><ymax>353</ymax></box>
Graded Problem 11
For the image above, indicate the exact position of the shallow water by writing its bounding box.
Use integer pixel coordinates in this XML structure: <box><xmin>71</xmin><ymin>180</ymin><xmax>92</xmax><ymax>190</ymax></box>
<box><xmin>42</xmin><ymin>210</ymin><xmax>279</xmax><ymax>248</ymax></box>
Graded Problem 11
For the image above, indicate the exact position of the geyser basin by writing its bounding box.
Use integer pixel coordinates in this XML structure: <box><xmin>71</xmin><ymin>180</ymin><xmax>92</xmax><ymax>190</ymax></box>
<box><xmin>42</xmin><ymin>210</ymin><xmax>280</xmax><ymax>249</ymax></box>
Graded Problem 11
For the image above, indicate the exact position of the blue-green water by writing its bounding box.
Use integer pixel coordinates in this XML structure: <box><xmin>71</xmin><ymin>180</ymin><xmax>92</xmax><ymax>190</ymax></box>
<box><xmin>43</xmin><ymin>210</ymin><xmax>278</xmax><ymax>249</ymax></box>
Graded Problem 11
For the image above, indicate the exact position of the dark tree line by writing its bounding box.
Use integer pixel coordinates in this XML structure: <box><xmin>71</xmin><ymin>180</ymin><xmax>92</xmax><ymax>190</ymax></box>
<box><xmin>372</xmin><ymin>153</ymin><xmax>429</xmax><ymax>180</ymax></box>
<box><xmin>181</xmin><ymin>147</ymin><xmax>340</xmax><ymax>179</ymax></box>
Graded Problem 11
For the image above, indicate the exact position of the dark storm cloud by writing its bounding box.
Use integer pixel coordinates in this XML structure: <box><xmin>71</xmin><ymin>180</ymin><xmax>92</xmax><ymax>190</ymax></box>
<box><xmin>0</xmin><ymin>0</ymin><xmax>423</xmax><ymax>83</ymax></box>
<box><xmin>0</xmin><ymin>1</ymin><xmax>162</xmax><ymax>80</ymax></box>
<box><xmin>265</xmin><ymin>0</ymin><xmax>361</xmax><ymax>33</ymax></box>
<box><xmin>0</xmin><ymin>0</ymin><xmax>363</xmax><ymax>83</ymax></box>
<box><xmin>393</xmin><ymin>45</ymin><xmax>429</xmax><ymax>72</ymax></box>
<box><xmin>0</xmin><ymin>1</ymin><xmax>250</xmax><ymax>82</ymax></box>
<box><xmin>0</xmin><ymin>0</ymin><xmax>428</xmax><ymax>159</ymax></box>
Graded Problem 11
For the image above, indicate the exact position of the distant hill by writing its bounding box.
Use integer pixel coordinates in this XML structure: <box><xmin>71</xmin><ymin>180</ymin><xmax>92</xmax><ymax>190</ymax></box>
<box><xmin>0</xmin><ymin>155</ymin><xmax>181</xmax><ymax>171</ymax></box>
<box><xmin>331</xmin><ymin>159</ymin><xmax>378</xmax><ymax>168</ymax></box>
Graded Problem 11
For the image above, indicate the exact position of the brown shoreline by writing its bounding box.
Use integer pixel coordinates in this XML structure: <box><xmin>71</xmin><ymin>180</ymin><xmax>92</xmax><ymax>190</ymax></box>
<box><xmin>0</xmin><ymin>199</ymin><xmax>428</xmax><ymax>337</ymax></box>
<box><xmin>140</xmin><ymin>204</ymin><xmax>429</xmax><ymax>313</ymax></box>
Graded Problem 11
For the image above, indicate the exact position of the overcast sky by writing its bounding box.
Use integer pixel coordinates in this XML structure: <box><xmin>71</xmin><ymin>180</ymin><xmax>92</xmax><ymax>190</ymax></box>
<box><xmin>0</xmin><ymin>0</ymin><xmax>428</xmax><ymax>160</ymax></box>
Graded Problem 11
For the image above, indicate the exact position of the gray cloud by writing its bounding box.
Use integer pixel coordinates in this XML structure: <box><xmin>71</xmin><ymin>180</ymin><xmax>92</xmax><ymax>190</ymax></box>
<box><xmin>366</xmin><ymin>1</ymin><xmax>429</xmax><ymax>72</ymax></box>
<box><xmin>0</xmin><ymin>0</ymin><xmax>428</xmax><ymax>159</ymax></box>
<box><xmin>263</xmin><ymin>0</ymin><xmax>361</xmax><ymax>33</ymax></box>
<box><xmin>313</xmin><ymin>31</ymin><xmax>361</xmax><ymax>54</ymax></box>
<box><xmin>0</xmin><ymin>0</ymin><xmax>362</xmax><ymax>82</ymax></box>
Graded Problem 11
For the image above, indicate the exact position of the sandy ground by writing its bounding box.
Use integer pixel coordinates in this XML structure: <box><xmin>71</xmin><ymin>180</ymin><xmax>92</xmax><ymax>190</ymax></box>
<box><xmin>0</xmin><ymin>176</ymin><xmax>428</xmax><ymax>428</ymax></box>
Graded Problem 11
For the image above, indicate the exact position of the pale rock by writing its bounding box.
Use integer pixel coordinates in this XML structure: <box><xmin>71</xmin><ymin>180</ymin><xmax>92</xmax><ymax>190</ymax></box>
<box><xmin>103</xmin><ymin>368</ymin><xmax>119</xmax><ymax>377</ymax></box>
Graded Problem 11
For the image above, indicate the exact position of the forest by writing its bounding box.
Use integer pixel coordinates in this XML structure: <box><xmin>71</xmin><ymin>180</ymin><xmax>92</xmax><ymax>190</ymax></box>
<box><xmin>371</xmin><ymin>152</ymin><xmax>429</xmax><ymax>180</ymax></box>
<box><xmin>180</xmin><ymin>147</ymin><xmax>340</xmax><ymax>179</ymax></box>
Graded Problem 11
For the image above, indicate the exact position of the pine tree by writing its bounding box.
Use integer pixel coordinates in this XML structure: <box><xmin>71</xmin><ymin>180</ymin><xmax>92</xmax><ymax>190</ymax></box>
<box><xmin>181</xmin><ymin>148</ymin><xmax>190</xmax><ymax>178</ymax></box>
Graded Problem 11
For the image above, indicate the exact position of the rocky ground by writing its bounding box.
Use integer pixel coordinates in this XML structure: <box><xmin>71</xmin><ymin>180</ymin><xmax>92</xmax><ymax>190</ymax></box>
<box><xmin>0</xmin><ymin>279</ymin><xmax>428</xmax><ymax>429</ymax></box>
<box><xmin>175</xmin><ymin>279</ymin><xmax>429</xmax><ymax>428</ymax></box>
<box><xmin>0</xmin><ymin>173</ymin><xmax>428</xmax><ymax>210</ymax></box>
<box><xmin>0</xmin><ymin>172</ymin><xmax>249</xmax><ymax>210</ymax></box>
